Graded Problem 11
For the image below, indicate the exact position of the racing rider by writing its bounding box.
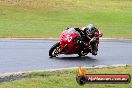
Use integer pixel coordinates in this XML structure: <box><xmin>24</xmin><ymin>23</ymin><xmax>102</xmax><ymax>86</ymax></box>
<box><xmin>82</xmin><ymin>24</ymin><xmax>101</xmax><ymax>55</ymax></box>
<box><xmin>65</xmin><ymin>24</ymin><xmax>102</xmax><ymax>56</ymax></box>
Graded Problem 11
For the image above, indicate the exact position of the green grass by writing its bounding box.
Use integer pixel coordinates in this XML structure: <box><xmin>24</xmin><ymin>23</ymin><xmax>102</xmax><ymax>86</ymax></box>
<box><xmin>0</xmin><ymin>65</ymin><xmax>132</xmax><ymax>88</ymax></box>
<box><xmin>0</xmin><ymin>0</ymin><xmax>132</xmax><ymax>38</ymax></box>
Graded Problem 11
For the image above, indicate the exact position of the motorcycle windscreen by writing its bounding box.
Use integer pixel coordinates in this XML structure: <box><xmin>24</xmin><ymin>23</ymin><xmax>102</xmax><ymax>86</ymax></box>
<box><xmin>60</xmin><ymin>28</ymin><xmax>81</xmax><ymax>42</ymax></box>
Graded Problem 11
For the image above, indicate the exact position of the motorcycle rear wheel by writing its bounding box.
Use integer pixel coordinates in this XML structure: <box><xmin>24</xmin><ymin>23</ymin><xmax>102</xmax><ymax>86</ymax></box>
<box><xmin>78</xmin><ymin>50</ymin><xmax>88</xmax><ymax>57</ymax></box>
<box><xmin>49</xmin><ymin>42</ymin><xmax>60</xmax><ymax>58</ymax></box>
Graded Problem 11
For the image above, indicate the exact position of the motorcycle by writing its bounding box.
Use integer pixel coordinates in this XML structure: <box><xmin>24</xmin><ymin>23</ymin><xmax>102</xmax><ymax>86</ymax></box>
<box><xmin>49</xmin><ymin>28</ymin><xmax>102</xmax><ymax>58</ymax></box>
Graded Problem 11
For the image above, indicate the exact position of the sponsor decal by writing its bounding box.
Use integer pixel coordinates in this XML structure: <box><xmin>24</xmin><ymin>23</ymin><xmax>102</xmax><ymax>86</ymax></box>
<box><xmin>65</xmin><ymin>35</ymin><xmax>72</xmax><ymax>42</ymax></box>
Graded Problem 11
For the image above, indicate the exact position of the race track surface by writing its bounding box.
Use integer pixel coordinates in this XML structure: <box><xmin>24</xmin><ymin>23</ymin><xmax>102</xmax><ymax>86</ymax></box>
<box><xmin>0</xmin><ymin>39</ymin><xmax>132</xmax><ymax>73</ymax></box>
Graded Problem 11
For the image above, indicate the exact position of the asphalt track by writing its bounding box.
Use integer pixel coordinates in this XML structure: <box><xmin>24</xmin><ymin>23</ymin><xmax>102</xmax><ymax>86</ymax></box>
<box><xmin>0</xmin><ymin>39</ymin><xmax>132</xmax><ymax>73</ymax></box>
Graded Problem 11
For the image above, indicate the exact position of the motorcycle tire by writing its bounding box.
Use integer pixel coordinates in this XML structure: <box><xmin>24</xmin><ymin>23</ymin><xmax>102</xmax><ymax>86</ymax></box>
<box><xmin>78</xmin><ymin>50</ymin><xmax>88</xmax><ymax>57</ymax></box>
<box><xmin>49</xmin><ymin>42</ymin><xmax>60</xmax><ymax>58</ymax></box>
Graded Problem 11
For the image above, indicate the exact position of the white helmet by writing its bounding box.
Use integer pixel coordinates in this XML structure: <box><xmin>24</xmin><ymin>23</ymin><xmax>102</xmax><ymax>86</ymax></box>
<box><xmin>86</xmin><ymin>24</ymin><xmax>95</xmax><ymax>33</ymax></box>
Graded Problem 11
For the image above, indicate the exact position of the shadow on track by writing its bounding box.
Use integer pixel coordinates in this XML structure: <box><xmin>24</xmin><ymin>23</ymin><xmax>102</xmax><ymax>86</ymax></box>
<box><xmin>53</xmin><ymin>56</ymin><xmax>97</xmax><ymax>61</ymax></box>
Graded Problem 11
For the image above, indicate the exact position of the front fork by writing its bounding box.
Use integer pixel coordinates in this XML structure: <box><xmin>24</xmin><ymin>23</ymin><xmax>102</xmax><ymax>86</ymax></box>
<box><xmin>59</xmin><ymin>44</ymin><xmax>68</xmax><ymax>53</ymax></box>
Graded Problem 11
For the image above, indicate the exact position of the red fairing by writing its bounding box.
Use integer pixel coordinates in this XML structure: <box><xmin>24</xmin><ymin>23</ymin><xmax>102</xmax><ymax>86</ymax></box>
<box><xmin>59</xmin><ymin>29</ymin><xmax>81</xmax><ymax>54</ymax></box>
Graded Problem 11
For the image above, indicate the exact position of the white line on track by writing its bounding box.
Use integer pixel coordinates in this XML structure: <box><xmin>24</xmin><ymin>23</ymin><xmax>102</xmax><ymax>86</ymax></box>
<box><xmin>0</xmin><ymin>64</ymin><xmax>127</xmax><ymax>77</ymax></box>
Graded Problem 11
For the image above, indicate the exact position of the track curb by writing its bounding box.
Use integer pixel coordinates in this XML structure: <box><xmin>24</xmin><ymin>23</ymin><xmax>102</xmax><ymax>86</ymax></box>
<box><xmin>0</xmin><ymin>64</ymin><xmax>127</xmax><ymax>77</ymax></box>
<box><xmin>0</xmin><ymin>64</ymin><xmax>129</xmax><ymax>82</ymax></box>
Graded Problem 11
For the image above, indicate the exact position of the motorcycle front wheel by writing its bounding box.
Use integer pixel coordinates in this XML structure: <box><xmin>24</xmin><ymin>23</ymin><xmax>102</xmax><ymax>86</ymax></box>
<box><xmin>49</xmin><ymin>42</ymin><xmax>60</xmax><ymax>58</ymax></box>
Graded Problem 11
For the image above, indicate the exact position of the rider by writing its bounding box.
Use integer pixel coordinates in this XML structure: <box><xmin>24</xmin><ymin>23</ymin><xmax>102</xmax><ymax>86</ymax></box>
<box><xmin>82</xmin><ymin>24</ymin><xmax>100</xmax><ymax>55</ymax></box>
<box><xmin>65</xmin><ymin>24</ymin><xmax>101</xmax><ymax>56</ymax></box>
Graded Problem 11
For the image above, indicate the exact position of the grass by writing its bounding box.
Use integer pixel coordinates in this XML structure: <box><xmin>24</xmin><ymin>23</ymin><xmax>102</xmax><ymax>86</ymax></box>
<box><xmin>0</xmin><ymin>0</ymin><xmax>132</xmax><ymax>38</ymax></box>
<box><xmin>0</xmin><ymin>65</ymin><xmax>132</xmax><ymax>88</ymax></box>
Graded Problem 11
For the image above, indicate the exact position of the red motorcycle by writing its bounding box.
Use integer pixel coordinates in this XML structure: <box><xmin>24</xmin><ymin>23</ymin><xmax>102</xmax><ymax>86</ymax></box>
<box><xmin>49</xmin><ymin>28</ymin><xmax>102</xmax><ymax>57</ymax></box>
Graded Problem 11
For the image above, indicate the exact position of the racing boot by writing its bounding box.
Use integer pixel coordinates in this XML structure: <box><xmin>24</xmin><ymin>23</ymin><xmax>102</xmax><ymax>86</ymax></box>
<box><xmin>91</xmin><ymin>42</ymin><xmax>98</xmax><ymax>56</ymax></box>
<box><xmin>92</xmin><ymin>51</ymin><xmax>97</xmax><ymax>56</ymax></box>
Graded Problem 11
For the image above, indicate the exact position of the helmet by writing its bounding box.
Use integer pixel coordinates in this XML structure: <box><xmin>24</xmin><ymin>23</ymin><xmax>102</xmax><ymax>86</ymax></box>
<box><xmin>86</xmin><ymin>24</ymin><xmax>95</xmax><ymax>33</ymax></box>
